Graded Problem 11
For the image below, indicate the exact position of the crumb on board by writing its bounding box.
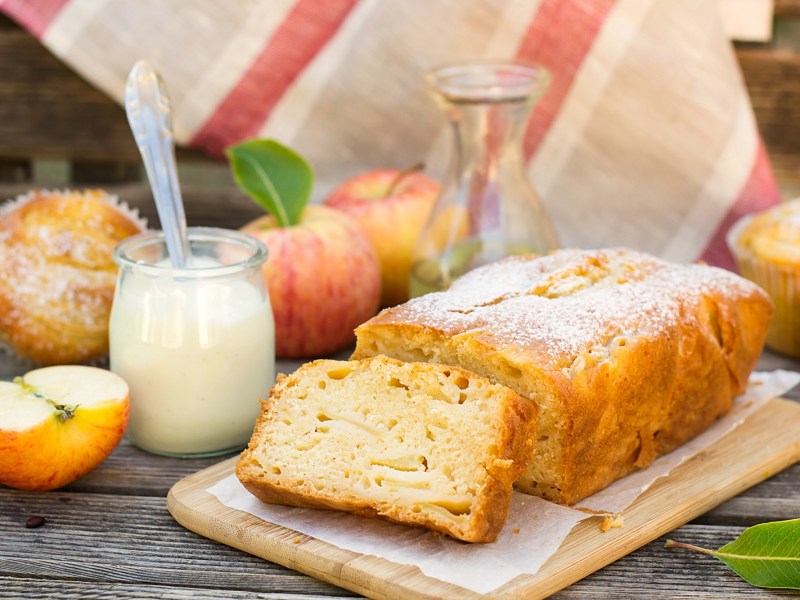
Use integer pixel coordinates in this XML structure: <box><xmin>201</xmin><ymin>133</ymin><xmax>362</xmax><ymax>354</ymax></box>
<box><xmin>513</xmin><ymin>528</ymin><xmax>520</xmax><ymax>535</ymax></box>
<box><xmin>600</xmin><ymin>515</ymin><xmax>625</xmax><ymax>532</ymax></box>
<box><xmin>293</xmin><ymin>537</ymin><xmax>302</xmax><ymax>544</ymax></box>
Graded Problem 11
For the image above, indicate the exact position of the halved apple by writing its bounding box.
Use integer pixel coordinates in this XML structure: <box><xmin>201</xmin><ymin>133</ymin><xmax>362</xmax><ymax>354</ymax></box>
<box><xmin>0</xmin><ymin>366</ymin><xmax>129</xmax><ymax>491</ymax></box>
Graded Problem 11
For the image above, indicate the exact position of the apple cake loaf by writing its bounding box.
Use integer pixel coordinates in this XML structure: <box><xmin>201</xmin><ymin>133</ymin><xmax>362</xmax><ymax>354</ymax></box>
<box><xmin>235</xmin><ymin>355</ymin><xmax>537</xmax><ymax>543</ymax></box>
<box><xmin>352</xmin><ymin>248</ymin><xmax>773</xmax><ymax>505</ymax></box>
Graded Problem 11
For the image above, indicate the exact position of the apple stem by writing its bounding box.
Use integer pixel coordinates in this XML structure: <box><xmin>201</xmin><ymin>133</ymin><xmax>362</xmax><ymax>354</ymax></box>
<box><xmin>383</xmin><ymin>163</ymin><xmax>425</xmax><ymax>199</ymax></box>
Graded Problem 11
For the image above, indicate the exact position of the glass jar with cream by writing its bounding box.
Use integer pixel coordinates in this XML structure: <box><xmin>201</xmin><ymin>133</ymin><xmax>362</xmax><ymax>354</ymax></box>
<box><xmin>110</xmin><ymin>227</ymin><xmax>274</xmax><ymax>457</ymax></box>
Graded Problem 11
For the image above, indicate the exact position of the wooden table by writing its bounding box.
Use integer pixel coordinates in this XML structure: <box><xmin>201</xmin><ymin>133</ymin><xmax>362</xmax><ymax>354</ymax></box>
<box><xmin>2</xmin><ymin>350</ymin><xmax>799</xmax><ymax>599</ymax></box>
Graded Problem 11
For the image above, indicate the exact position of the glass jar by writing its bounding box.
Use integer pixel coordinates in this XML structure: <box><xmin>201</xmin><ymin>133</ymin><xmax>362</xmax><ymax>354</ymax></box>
<box><xmin>109</xmin><ymin>227</ymin><xmax>274</xmax><ymax>457</ymax></box>
<box><xmin>409</xmin><ymin>61</ymin><xmax>560</xmax><ymax>297</ymax></box>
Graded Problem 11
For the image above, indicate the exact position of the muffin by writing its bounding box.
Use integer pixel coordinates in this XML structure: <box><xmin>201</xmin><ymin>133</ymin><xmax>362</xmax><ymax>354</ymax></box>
<box><xmin>0</xmin><ymin>189</ymin><xmax>146</xmax><ymax>365</ymax></box>
<box><xmin>728</xmin><ymin>199</ymin><xmax>800</xmax><ymax>357</ymax></box>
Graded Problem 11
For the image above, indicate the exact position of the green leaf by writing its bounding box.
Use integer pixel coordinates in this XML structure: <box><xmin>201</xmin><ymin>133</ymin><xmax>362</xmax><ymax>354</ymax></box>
<box><xmin>226</xmin><ymin>138</ymin><xmax>313</xmax><ymax>227</ymax></box>
<box><xmin>665</xmin><ymin>518</ymin><xmax>800</xmax><ymax>590</ymax></box>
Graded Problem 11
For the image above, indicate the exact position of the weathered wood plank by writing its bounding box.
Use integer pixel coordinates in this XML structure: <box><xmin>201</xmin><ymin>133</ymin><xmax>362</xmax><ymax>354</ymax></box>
<box><xmin>700</xmin><ymin>494</ymin><xmax>800</xmax><ymax>527</ymax></box>
<box><xmin>554</xmin><ymin>524</ymin><xmax>787</xmax><ymax>598</ymax></box>
<box><xmin>0</xmin><ymin>490</ymin><xmax>358</xmax><ymax>596</ymax></box>
<box><xmin>0</xmin><ymin>490</ymin><xmax>781</xmax><ymax>600</ymax></box>
<box><xmin>60</xmin><ymin>438</ymin><xmax>234</xmax><ymax>497</ymax></box>
<box><xmin>0</xmin><ymin>579</ymin><xmax>355</xmax><ymax>600</ymax></box>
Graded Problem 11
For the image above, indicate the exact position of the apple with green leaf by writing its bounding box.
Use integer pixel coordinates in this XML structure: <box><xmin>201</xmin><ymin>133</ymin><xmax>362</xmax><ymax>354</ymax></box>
<box><xmin>0</xmin><ymin>365</ymin><xmax>129</xmax><ymax>491</ymax></box>
<box><xmin>324</xmin><ymin>166</ymin><xmax>440</xmax><ymax>307</ymax></box>
<box><xmin>228</xmin><ymin>139</ymin><xmax>381</xmax><ymax>358</ymax></box>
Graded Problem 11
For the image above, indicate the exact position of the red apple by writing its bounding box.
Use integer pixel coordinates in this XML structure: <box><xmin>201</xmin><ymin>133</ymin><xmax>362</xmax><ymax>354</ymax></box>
<box><xmin>324</xmin><ymin>168</ymin><xmax>440</xmax><ymax>307</ymax></box>
<box><xmin>241</xmin><ymin>205</ymin><xmax>381</xmax><ymax>358</ymax></box>
<box><xmin>0</xmin><ymin>366</ymin><xmax>130</xmax><ymax>491</ymax></box>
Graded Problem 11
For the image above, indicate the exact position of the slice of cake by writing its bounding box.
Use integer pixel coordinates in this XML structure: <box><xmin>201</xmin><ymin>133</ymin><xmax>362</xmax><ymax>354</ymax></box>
<box><xmin>235</xmin><ymin>355</ymin><xmax>537</xmax><ymax>543</ymax></box>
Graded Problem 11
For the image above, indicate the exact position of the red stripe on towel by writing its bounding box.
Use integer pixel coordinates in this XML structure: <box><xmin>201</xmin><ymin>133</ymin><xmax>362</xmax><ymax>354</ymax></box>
<box><xmin>515</xmin><ymin>0</ymin><xmax>617</xmax><ymax>159</ymax></box>
<box><xmin>190</xmin><ymin>0</ymin><xmax>358</xmax><ymax>157</ymax></box>
<box><xmin>0</xmin><ymin>0</ymin><xmax>71</xmax><ymax>37</ymax></box>
<box><xmin>699</xmin><ymin>140</ymin><xmax>781</xmax><ymax>270</ymax></box>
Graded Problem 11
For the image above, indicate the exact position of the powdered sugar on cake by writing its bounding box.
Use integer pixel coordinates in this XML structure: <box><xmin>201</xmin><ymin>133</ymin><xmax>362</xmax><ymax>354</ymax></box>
<box><xmin>379</xmin><ymin>248</ymin><xmax>765</xmax><ymax>369</ymax></box>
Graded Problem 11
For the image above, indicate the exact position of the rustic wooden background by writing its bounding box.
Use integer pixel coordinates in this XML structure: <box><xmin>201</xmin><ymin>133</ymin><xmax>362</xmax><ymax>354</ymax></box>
<box><xmin>2</xmin><ymin>5</ymin><xmax>800</xmax><ymax>224</ymax></box>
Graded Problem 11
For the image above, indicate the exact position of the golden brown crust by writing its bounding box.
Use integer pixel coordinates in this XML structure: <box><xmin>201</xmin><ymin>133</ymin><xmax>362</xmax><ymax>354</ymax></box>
<box><xmin>235</xmin><ymin>356</ymin><xmax>537</xmax><ymax>543</ymax></box>
<box><xmin>0</xmin><ymin>190</ymin><xmax>144</xmax><ymax>365</ymax></box>
<box><xmin>352</xmin><ymin>248</ymin><xmax>773</xmax><ymax>505</ymax></box>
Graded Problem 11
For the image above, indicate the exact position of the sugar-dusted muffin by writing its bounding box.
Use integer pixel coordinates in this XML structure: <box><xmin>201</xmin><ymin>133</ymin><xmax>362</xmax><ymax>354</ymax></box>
<box><xmin>353</xmin><ymin>248</ymin><xmax>772</xmax><ymax>505</ymax></box>
<box><xmin>236</xmin><ymin>356</ymin><xmax>537</xmax><ymax>543</ymax></box>
<box><xmin>0</xmin><ymin>190</ymin><xmax>146</xmax><ymax>365</ymax></box>
<box><xmin>728</xmin><ymin>200</ymin><xmax>800</xmax><ymax>357</ymax></box>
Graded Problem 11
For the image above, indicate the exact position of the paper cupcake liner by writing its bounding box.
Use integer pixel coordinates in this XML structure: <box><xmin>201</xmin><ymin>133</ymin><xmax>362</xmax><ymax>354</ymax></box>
<box><xmin>0</xmin><ymin>188</ymin><xmax>149</xmax><ymax>230</ymax></box>
<box><xmin>728</xmin><ymin>213</ymin><xmax>800</xmax><ymax>357</ymax></box>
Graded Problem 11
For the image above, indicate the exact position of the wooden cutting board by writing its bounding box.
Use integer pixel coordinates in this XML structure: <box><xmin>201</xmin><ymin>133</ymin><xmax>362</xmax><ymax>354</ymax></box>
<box><xmin>167</xmin><ymin>397</ymin><xmax>800</xmax><ymax>600</ymax></box>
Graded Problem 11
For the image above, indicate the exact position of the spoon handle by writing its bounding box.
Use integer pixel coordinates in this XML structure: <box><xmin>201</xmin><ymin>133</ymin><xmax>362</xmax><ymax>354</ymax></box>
<box><xmin>125</xmin><ymin>60</ymin><xmax>190</xmax><ymax>268</ymax></box>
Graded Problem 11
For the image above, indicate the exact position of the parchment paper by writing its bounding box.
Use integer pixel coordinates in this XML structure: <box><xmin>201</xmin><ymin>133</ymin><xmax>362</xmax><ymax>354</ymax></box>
<box><xmin>208</xmin><ymin>370</ymin><xmax>799</xmax><ymax>594</ymax></box>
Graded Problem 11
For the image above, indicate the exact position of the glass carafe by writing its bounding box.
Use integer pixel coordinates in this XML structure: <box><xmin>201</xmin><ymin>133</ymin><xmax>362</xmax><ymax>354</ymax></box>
<box><xmin>409</xmin><ymin>62</ymin><xmax>560</xmax><ymax>297</ymax></box>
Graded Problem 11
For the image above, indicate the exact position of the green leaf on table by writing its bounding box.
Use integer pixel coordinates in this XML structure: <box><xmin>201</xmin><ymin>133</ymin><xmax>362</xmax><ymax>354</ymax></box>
<box><xmin>665</xmin><ymin>518</ymin><xmax>800</xmax><ymax>589</ymax></box>
<box><xmin>226</xmin><ymin>138</ymin><xmax>313</xmax><ymax>227</ymax></box>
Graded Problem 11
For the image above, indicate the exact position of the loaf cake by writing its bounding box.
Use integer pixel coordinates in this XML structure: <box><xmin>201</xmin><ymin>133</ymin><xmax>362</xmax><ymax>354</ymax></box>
<box><xmin>0</xmin><ymin>189</ymin><xmax>145</xmax><ymax>365</ymax></box>
<box><xmin>352</xmin><ymin>248</ymin><xmax>773</xmax><ymax>505</ymax></box>
<box><xmin>235</xmin><ymin>355</ymin><xmax>537</xmax><ymax>543</ymax></box>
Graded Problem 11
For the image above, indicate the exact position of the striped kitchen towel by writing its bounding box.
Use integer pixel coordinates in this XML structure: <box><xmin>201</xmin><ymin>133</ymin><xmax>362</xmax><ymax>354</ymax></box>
<box><xmin>0</xmin><ymin>0</ymin><xmax>780</xmax><ymax>270</ymax></box>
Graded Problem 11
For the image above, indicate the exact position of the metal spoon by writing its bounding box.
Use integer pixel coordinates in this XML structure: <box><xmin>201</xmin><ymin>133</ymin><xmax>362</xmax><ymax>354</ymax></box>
<box><xmin>124</xmin><ymin>60</ymin><xmax>190</xmax><ymax>268</ymax></box>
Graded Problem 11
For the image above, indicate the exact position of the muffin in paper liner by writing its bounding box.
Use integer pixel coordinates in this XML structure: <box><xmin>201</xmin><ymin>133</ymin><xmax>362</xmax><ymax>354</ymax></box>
<box><xmin>727</xmin><ymin>200</ymin><xmax>800</xmax><ymax>358</ymax></box>
<box><xmin>0</xmin><ymin>189</ymin><xmax>147</xmax><ymax>366</ymax></box>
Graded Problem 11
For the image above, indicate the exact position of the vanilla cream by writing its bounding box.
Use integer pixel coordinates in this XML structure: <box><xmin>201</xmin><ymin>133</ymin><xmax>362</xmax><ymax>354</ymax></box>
<box><xmin>110</xmin><ymin>229</ymin><xmax>274</xmax><ymax>456</ymax></box>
